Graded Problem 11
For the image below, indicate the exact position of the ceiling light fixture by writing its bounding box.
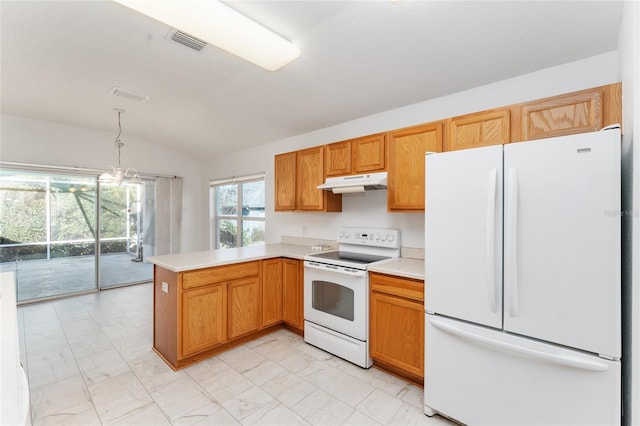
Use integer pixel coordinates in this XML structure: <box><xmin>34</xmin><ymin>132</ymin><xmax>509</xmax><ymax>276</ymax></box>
<box><xmin>99</xmin><ymin>109</ymin><xmax>142</xmax><ymax>186</ymax></box>
<box><xmin>113</xmin><ymin>0</ymin><xmax>300</xmax><ymax>71</ymax></box>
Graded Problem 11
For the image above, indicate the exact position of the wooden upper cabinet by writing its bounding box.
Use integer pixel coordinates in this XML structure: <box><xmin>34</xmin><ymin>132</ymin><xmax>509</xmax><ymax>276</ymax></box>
<box><xmin>387</xmin><ymin>122</ymin><xmax>443</xmax><ymax>212</ymax></box>
<box><xmin>274</xmin><ymin>152</ymin><xmax>296</xmax><ymax>211</ymax></box>
<box><xmin>325</xmin><ymin>141</ymin><xmax>352</xmax><ymax>177</ymax></box>
<box><xmin>325</xmin><ymin>133</ymin><xmax>386</xmax><ymax>176</ymax></box>
<box><xmin>352</xmin><ymin>133</ymin><xmax>386</xmax><ymax>173</ymax></box>
<box><xmin>296</xmin><ymin>146</ymin><xmax>342</xmax><ymax>212</ymax></box>
<box><xmin>510</xmin><ymin>83</ymin><xmax>622</xmax><ymax>142</ymax></box>
<box><xmin>445</xmin><ymin>108</ymin><xmax>510</xmax><ymax>151</ymax></box>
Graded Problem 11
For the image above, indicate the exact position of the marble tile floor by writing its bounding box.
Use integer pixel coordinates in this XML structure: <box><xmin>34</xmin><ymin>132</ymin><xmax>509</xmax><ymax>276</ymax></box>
<box><xmin>17</xmin><ymin>282</ymin><xmax>456</xmax><ymax>426</ymax></box>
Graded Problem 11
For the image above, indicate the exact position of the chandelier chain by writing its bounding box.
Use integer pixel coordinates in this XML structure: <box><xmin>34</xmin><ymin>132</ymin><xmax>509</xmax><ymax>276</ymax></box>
<box><xmin>114</xmin><ymin>111</ymin><xmax>124</xmax><ymax>167</ymax></box>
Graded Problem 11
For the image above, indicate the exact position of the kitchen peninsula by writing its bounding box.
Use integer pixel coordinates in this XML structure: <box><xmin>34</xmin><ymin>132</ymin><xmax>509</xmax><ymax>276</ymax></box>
<box><xmin>147</xmin><ymin>244</ymin><xmax>319</xmax><ymax>370</ymax></box>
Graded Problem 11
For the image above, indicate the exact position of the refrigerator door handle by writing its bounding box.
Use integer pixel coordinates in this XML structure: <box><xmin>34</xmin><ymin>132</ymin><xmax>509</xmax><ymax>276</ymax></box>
<box><xmin>429</xmin><ymin>317</ymin><xmax>609</xmax><ymax>372</ymax></box>
<box><xmin>486</xmin><ymin>168</ymin><xmax>498</xmax><ymax>313</ymax></box>
<box><xmin>506</xmin><ymin>167</ymin><xmax>519</xmax><ymax>317</ymax></box>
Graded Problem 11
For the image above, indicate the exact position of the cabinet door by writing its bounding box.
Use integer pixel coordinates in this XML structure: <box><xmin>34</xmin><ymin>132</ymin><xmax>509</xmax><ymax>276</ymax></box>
<box><xmin>445</xmin><ymin>108</ymin><xmax>510</xmax><ymax>151</ymax></box>
<box><xmin>181</xmin><ymin>284</ymin><xmax>227</xmax><ymax>358</ymax></box>
<box><xmin>228</xmin><ymin>276</ymin><xmax>261</xmax><ymax>339</ymax></box>
<box><xmin>325</xmin><ymin>141</ymin><xmax>352</xmax><ymax>177</ymax></box>
<box><xmin>296</xmin><ymin>147</ymin><xmax>325</xmax><ymax>210</ymax></box>
<box><xmin>510</xmin><ymin>83</ymin><xmax>622</xmax><ymax>142</ymax></box>
<box><xmin>296</xmin><ymin>147</ymin><xmax>341</xmax><ymax>212</ymax></box>
<box><xmin>370</xmin><ymin>291</ymin><xmax>424</xmax><ymax>378</ymax></box>
<box><xmin>282</xmin><ymin>258</ymin><xmax>302</xmax><ymax>330</ymax></box>
<box><xmin>387</xmin><ymin>122</ymin><xmax>443</xmax><ymax>212</ymax></box>
<box><xmin>352</xmin><ymin>133</ymin><xmax>386</xmax><ymax>173</ymax></box>
<box><xmin>262</xmin><ymin>258</ymin><xmax>283</xmax><ymax>328</ymax></box>
<box><xmin>275</xmin><ymin>152</ymin><xmax>297</xmax><ymax>211</ymax></box>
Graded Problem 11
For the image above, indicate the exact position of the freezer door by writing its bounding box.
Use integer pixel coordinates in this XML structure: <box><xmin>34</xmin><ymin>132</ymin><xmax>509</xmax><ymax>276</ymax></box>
<box><xmin>503</xmin><ymin>130</ymin><xmax>621</xmax><ymax>358</ymax></box>
<box><xmin>424</xmin><ymin>315</ymin><xmax>621</xmax><ymax>426</ymax></box>
<box><xmin>425</xmin><ymin>146</ymin><xmax>503</xmax><ymax>328</ymax></box>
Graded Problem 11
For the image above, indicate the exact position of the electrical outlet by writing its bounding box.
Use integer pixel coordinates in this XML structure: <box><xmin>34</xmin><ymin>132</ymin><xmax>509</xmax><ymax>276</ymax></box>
<box><xmin>302</xmin><ymin>225</ymin><xmax>308</xmax><ymax>236</ymax></box>
<box><xmin>162</xmin><ymin>282</ymin><xmax>168</xmax><ymax>293</ymax></box>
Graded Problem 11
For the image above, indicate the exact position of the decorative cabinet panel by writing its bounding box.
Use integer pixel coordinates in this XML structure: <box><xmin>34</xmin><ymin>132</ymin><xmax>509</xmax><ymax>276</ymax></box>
<box><xmin>275</xmin><ymin>147</ymin><xmax>341</xmax><ymax>212</ymax></box>
<box><xmin>370</xmin><ymin>272</ymin><xmax>424</xmax><ymax>381</ymax></box>
<box><xmin>352</xmin><ymin>133</ymin><xmax>386</xmax><ymax>173</ymax></box>
<box><xmin>181</xmin><ymin>284</ymin><xmax>227</xmax><ymax>358</ymax></box>
<box><xmin>510</xmin><ymin>83</ymin><xmax>622</xmax><ymax>142</ymax></box>
<box><xmin>325</xmin><ymin>141</ymin><xmax>352</xmax><ymax>177</ymax></box>
<box><xmin>282</xmin><ymin>258</ymin><xmax>303</xmax><ymax>331</ymax></box>
<box><xmin>387</xmin><ymin>121</ymin><xmax>443</xmax><ymax>212</ymax></box>
<box><xmin>274</xmin><ymin>152</ymin><xmax>297</xmax><ymax>211</ymax></box>
<box><xmin>228</xmin><ymin>276</ymin><xmax>261</xmax><ymax>339</ymax></box>
<box><xmin>325</xmin><ymin>134</ymin><xmax>386</xmax><ymax>177</ymax></box>
<box><xmin>297</xmin><ymin>147</ymin><xmax>327</xmax><ymax>210</ymax></box>
<box><xmin>262</xmin><ymin>258</ymin><xmax>283</xmax><ymax>328</ymax></box>
<box><xmin>445</xmin><ymin>108</ymin><xmax>510</xmax><ymax>151</ymax></box>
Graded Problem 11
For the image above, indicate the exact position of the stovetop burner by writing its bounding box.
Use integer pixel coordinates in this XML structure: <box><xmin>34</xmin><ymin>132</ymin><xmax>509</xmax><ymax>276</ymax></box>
<box><xmin>306</xmin><ymin>250</ymin><xmax>390</xmax><ymax>265</ymax></box>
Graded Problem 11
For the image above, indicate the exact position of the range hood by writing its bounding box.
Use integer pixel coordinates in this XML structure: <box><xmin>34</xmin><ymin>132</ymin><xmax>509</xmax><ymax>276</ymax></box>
<box><xmin>317</xmin><ymin>172</ymin><xmax>387</xmax><ymax>194</ymax></box>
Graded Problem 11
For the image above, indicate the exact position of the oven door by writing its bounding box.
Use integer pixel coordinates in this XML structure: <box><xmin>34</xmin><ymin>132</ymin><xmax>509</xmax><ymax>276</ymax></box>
<box><xmin>303</xmin><ymin>261</ymin><xmax>368</xmax><ymax>341</ymax></box>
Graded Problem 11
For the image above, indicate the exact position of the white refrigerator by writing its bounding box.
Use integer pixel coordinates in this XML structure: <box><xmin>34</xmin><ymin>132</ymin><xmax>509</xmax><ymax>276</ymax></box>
<box><xmin>424</xmin><ymin>129</ymin><xmax>621</xmax><ymax>425</ymax></box>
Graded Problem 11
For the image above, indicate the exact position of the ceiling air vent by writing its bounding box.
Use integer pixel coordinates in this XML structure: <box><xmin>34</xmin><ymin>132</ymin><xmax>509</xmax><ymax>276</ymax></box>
<box><xmin>168</xmin><ymin>30</ymin><xmax>207</xmax><ymax>52</ymax></box>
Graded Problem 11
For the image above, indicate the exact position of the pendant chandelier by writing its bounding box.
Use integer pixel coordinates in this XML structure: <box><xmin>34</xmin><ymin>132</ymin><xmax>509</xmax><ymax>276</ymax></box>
<box><xmin>99</xmin><ymin>109</ymin><xmax>142</xmax><ymax>185</ymax></box>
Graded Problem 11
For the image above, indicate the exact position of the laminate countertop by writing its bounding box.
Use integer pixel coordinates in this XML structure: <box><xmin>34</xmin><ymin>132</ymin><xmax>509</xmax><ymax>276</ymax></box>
<box><xmin>147</xmin><ymin>243</ymin><xmax>321</xmax><ymax>272</ymax></box>
<box><xmin>148</xmin><ymin>243</ymin><xmax>425</xmax><ymax>281</ymax></box>
<box><xmin>369</xmin><ymin>257</ymin><xmax>424</xmax><ymax>281</ymax></box>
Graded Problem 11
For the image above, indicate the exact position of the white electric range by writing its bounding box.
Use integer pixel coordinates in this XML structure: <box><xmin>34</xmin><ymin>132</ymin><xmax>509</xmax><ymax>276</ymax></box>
<box><xmin>303</xmin><ymin>227</ymin><xmax>400</xmax><ymax>368</ymax></box>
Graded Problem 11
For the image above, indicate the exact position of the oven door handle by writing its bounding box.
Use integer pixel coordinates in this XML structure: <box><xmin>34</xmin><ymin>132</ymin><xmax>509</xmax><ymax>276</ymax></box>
<box><xmin>304</xmin><ymin>261</ymin><xmax>367</xmax><ymax>277</ymax></box>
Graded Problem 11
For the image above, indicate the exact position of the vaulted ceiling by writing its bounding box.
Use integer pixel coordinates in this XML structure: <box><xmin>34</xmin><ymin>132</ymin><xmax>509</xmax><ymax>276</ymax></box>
<box><xmin>0</xmin><ymin>1</ymin><xmax>624</xmax><ymax>159</ymax></box>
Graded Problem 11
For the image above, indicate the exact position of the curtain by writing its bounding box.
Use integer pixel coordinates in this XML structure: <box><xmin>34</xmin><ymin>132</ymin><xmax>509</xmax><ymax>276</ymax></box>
<box><xmin>155</xmin><ymin>176</ymin><xmax>182</xmax><ymax>256</ymax></box>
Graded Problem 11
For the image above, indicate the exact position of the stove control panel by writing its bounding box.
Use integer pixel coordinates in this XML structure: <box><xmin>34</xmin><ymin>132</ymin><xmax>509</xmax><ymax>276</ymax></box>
<box><xmin>337</xmin><ymin>227</ymin><xmax>400</xmax><ymax>248</ymax></box>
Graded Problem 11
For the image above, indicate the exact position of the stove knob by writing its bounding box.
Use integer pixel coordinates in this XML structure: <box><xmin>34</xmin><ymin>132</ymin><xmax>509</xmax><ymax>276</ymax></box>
<box><xmin>339</xmin><ymin>232</ymin><xmax>345</xmax><ymax>239</ymax></box>
<box><xmin>344</xmin><ymin>232</ymin><xmax>350</xmax><ymax>239</ymax></box>
<box><xmin>387</xmin><ymin>234</ymin><xmax>395</xmax><ymax>243</ymax></box>
<box><xmin>375</xmin><ymin>233</ymin><xmax>381</xmax><ymax>240</ymax></box>
<box><xmin>381</xmin><ymin>235</ymin><xmax>387</xmax><ymax>241</ymax></box>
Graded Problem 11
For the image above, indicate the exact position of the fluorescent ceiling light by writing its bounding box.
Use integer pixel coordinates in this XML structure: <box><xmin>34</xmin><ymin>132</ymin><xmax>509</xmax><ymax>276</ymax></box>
<box><xmin>113</xmin><ymin>0</ymin><xmax>300</xmax><ymax>71</ymax></box>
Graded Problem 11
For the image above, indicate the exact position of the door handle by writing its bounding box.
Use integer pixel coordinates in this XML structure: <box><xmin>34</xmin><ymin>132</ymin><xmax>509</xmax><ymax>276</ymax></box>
<box><xmin>486</xmin><ymin>168</ymin><xmax>497</xmax><ymax>313</ymax></box>
<box><xmin>430</xmin><ymin>317</ymin><xmax>609</xmax><ymax>372</ymax></box>
<box><xmin>506</xmin><ymin>167</ymin><xmax>519</xmax><ymax>317</ymax></box>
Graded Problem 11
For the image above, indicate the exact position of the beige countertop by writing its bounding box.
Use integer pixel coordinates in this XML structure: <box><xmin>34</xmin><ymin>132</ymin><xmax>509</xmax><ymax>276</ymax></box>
<box><xmin>369</xmin><ymin>257</ymin><xmax>425</xmax><ymax>281</ymax></box>
<box><xmin>147</xmin><ymin>243</ymin><xmax>320</xmax><ymax>272</ymax></box>
<box><xmin>148</xmin><ymin>243</ymin><xmax>425</xmax><ymax>280</ymax></box>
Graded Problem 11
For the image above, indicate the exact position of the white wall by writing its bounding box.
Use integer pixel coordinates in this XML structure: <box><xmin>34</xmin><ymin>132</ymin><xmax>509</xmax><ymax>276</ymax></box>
<box><xmin>0</xmin><ymin>114</ymin><xmax>208</xmax><ymax>253</ymax></box>
<box><xmin>618</xmin><ymin>1</ymin><xmax>640</xmax><ymax>424</ymax></box>
<box><xmin>205</xmin><ymin>51</ymin><xmax>620</xmax><ymax>249</ymax></box>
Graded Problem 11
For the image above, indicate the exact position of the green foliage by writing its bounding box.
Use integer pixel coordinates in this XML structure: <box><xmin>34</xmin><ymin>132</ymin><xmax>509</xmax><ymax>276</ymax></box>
<box><xmin>0</xmin><ymin>175</ymin><xmax>141</xmax><ymax>262</ymax></box>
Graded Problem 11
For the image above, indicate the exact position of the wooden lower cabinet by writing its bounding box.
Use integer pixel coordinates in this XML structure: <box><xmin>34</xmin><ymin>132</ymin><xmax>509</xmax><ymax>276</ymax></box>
<box><xmin>282</xmin><ymin>258</ymin><xmax>303</xmax><ymax>331</ymax></box>
<box><xmin>181</xmin><ymin>284</ymin><xmax>227</xmax><ymax>358</ymax></box>
<box><xmin>228</xmin><ymin>276</ymin><xmax>261</xmax><ymax>339</ymax></box>
<box><xmin>262</xmin><ymin>258</ymin><xmax>283</xmax><ymax>327</ymax></box>
<box><xmin>369</xmin><ymin>272</ymin><xmax>424</xmax><ymax>382</ymax></box>
<box><xmin>154</xmin><ymin>258</ymin><xmax>305</xmax><ymax>370</ymax></box>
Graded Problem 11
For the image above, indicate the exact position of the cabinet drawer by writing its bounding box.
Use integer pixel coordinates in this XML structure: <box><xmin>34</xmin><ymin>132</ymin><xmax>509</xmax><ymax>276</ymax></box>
<box><xmin>370</xmin><ymin>272</ymin><xmax>423</xmax><ymax>302</ymax></box>
<box><xmin>181</xmin><ymin>261</ymin><xmax>260</xmax><ymax>289</ymax></box>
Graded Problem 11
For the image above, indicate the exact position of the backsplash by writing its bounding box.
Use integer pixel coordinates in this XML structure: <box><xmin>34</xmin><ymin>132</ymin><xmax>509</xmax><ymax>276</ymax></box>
<box><xmin>281</xmin><ymin>235</ymin><xmax>424</xmax><ymax>260</ymax></box>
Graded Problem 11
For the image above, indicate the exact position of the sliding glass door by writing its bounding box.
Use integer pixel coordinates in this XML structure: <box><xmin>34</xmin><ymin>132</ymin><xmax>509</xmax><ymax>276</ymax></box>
<box><xmin>0</xmin><ymin>169</ymin><xmax>155</xmax><ymax>302</ymax></box>
<box><xmin>98</xmin><ymin>179</ymin><xmax>154</xmax><ymax>289</ymax></box>
<box><xmin>0</xmin><ymin>170</ymin><xmax>98</xmax><ymax>301</ymax></box>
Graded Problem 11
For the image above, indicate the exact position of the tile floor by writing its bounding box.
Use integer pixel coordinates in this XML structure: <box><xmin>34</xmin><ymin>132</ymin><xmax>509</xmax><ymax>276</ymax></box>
<box><xmin>17</xmin><ymin>283</ymin><xmax>456</xmax><ymax>426</ymax></box>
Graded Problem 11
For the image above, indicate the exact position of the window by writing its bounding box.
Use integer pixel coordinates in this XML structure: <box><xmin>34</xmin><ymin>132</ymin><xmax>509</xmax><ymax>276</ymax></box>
<box><xmin>210</xmin><ymin>173</ymin><xmax>265</xmax><ymax>249</ymax></box>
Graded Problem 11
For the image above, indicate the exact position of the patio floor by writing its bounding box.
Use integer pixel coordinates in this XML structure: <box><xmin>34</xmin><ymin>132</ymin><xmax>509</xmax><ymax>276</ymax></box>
<box><xmin>0</xmin><ymin>253</ymin><xmax>153</xmax><ymax>302</ymax></box>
